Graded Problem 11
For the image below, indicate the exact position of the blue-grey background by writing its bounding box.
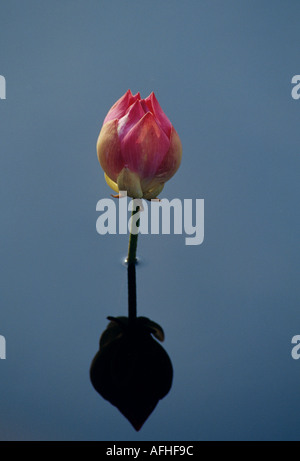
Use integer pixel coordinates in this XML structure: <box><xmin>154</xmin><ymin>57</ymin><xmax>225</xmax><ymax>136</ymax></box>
<box><xmin>0</xmin><ymin>0</ymin><xmax>299</xmax><ymax>441</ymax></box>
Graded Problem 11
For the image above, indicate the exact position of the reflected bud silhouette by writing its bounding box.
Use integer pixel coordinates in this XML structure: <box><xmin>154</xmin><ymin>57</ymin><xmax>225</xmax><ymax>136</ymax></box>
<box><xmin>90</xmin><ymin>316</ymin><xmax>173</xmax><ymax>431</ymax></box>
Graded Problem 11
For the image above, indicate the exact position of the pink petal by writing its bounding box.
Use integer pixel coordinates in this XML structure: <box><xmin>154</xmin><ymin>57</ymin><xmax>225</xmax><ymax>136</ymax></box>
<box><xmin>140</xmin><ymin>99</ymin><xmax>151</xmax><ymax>114</ymax></box>
<box><xmin>144</xmin><ymin>92</ymin><xmax>172</xmax><ymax>137</ymax></box>
<box><xmin>120</xmin><ymin>112</ymin><xmax>170</xmax><ymax>179</ymax></box>
<box><xmin>132</xmin><ymin>91</ymin><xmax>141</xmax><ymax>101</ymax></box>
<box><xmin>103</xmin><ymin>90</ymin><xmax>136</xmax><ymax>124</ymax></box>
<box><xmin>117</xmin><ymin>100</ymin><xmax>145</xmax><ymax>143</ymax></box>
<box><xmin>97</xmin><ymin>119</ymin><xmax>124</xmax><ymax>182</ymax></box>
<box><xmin>155</xmin><ymin>127</ymin><xmax>182</xmax><ymax>182</ymax></box>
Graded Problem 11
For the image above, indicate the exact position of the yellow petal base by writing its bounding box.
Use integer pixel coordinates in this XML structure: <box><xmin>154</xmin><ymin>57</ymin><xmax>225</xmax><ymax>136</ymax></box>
<box><xmin>104</xmin><ymin>168</ymin><xmax>164</xmax><ymax>200</ymax></box>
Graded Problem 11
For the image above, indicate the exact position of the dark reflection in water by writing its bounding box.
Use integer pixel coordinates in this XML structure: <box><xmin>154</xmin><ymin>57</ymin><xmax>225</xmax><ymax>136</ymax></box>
<box><xmin>90</xmin><ymin>256</ymin><xmax>173</xmax><ymax>430</ymax></box>
<box><xmin>90</xmin><ymin>316</ymin><xmax>173</xmax><ymax>430</ymax></box>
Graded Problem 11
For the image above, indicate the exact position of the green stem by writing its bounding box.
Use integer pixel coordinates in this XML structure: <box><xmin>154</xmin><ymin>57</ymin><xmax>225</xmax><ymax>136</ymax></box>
<box><xmin>127</xmin><ymin>206</ymin><xmax>140</xmax><ymax>264</ymax></box>
<box><xmin>127</xmin><ymin>206</ymin><xmax>140</xmax><ymax>324</ymax></box>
